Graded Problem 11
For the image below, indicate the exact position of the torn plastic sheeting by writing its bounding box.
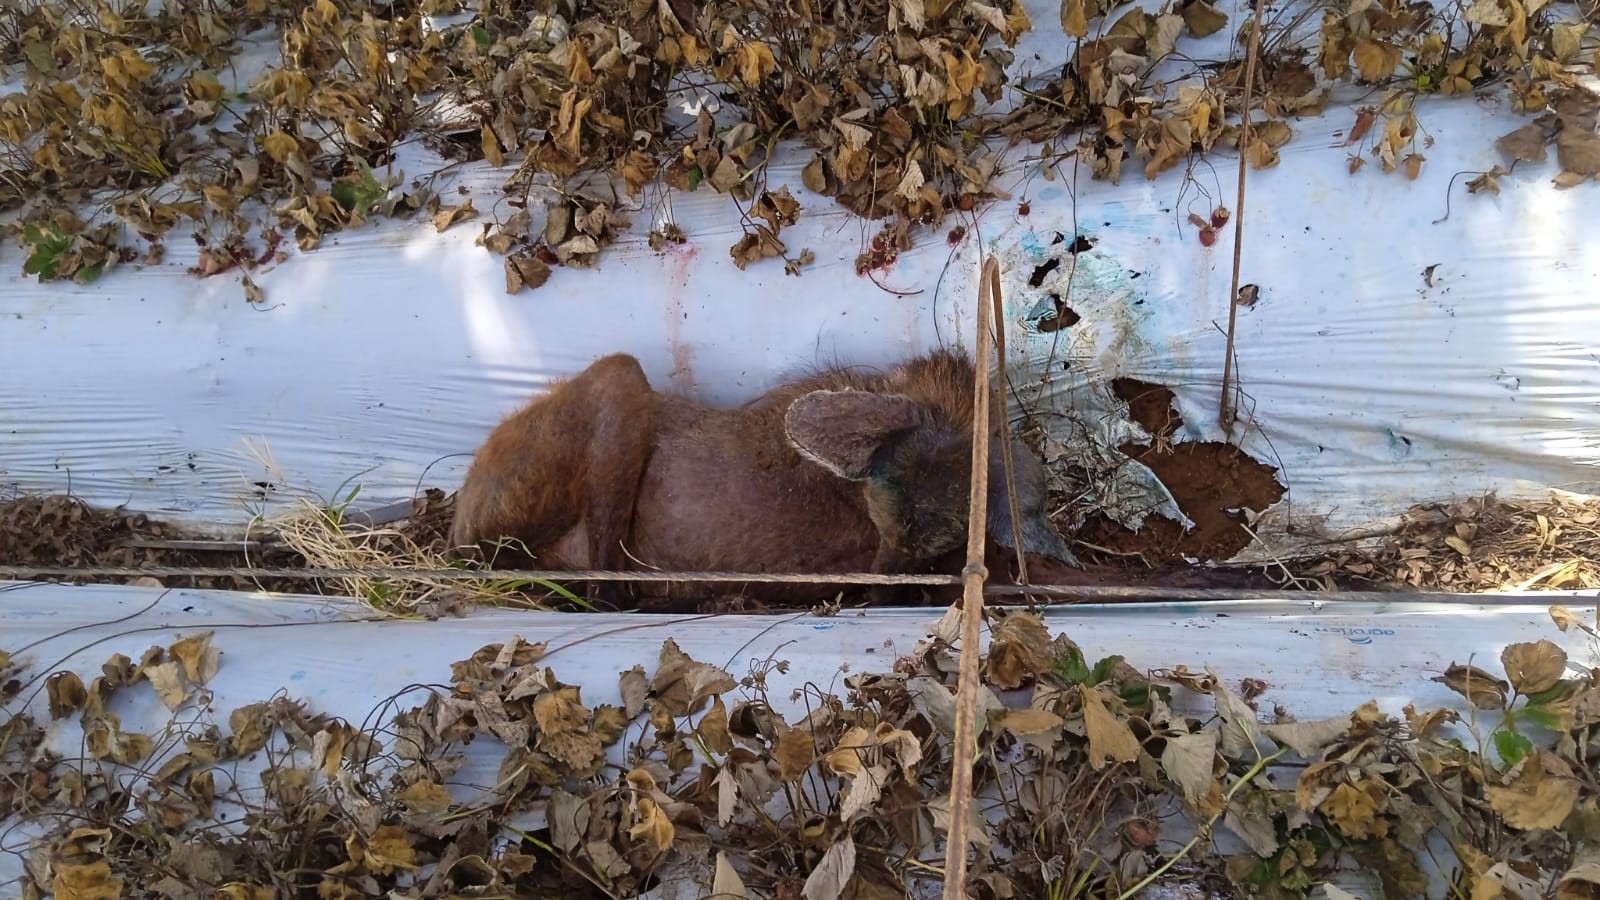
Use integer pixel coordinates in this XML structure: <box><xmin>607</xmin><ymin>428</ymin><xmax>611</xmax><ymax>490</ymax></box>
<box><xmin>3</xmin><ymin>87</ymin><xmax>1600</xmax><ymax>557</ymax></box>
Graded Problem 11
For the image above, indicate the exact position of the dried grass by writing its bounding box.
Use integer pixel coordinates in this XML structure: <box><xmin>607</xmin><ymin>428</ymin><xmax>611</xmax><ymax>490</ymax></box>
<box><xmin>264</xmin><ymin>493</ymin><xmax>577</xmax><ymax>615</ymax></box>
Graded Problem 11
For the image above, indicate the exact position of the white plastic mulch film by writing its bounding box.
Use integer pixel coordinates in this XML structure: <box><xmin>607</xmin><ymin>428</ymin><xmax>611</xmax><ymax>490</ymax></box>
<box><xmin>0</xmin><ymin>0</ymin><xmax>1598</xmax><ymax>565</ymax></box>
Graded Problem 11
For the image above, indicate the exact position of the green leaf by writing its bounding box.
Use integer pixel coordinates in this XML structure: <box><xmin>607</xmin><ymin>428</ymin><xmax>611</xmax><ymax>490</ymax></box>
<box><xmin>1492</xmin><ymin>726</ymin><xmax>1533</xmax><ymax>768</ymax></box>
<box><xmin>1522</xmin><ymin>705</ymin><xmax>1562</xmax><ymax>732</ymax></box>
<box><xmin>1052</xmin><ymin>644</ymin><xmax>1090</xmax><ymax>685</ymax></box>
<box><xmin>1119</xmin><ymin>679</ymin><xmax>1151</xmax><ymax>711</ymax></box>
<box><xmin>1090</xmin><ymin>654</ymin><xmax>1125</xmax><ymax>686</ymax></box>
<box><xmin>331</xmin><ymin>163</ymin><xmax>386</xmax><ymax>215</ymax></box>
<box><xmin>73</xmin><ymin>262</ymin><xmax>105</xmax><ymax>284</ymax></box>
<box><xmin>1524</xmin><ymin>679</ymin><xmax>1574</xmax><ymax>706</ymax></box>
<box><xmin>472</xmin><ymin>24</ymin><xmax>491</xmax><ymax>50</ymax></box>
<box><xmin>331</xmin><ymin>181</ymin><xmax>360</xmax><ymax>211</ymax></box>
<box><xmin>687</xmin><ymin>165</ymin><xmax>703</xmax><ymax>192</ymax></box>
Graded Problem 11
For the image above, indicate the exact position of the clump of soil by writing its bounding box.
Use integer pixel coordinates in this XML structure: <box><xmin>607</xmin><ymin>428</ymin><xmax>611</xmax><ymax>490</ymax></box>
<box><xmin>1068</xmin><ymin>380</ymin><xmax>1287</xmax><ymax>567</ymax></box>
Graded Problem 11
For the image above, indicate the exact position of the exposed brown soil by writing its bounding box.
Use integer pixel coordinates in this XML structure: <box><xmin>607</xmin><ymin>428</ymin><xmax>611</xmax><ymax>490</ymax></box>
<box><xmin>0</xmin><ymin>494</ymin><xmax>310</xmax><ymax>593</ymax></box>
<box><xmin>0</xmin><ymin>487</ymin><xmax>1281</xmax><ymax>606</ymax></box>
<box><xmin>1070</xmin><ymin>380</ymin><xmax>1287</xmax><ymax>567</ymax></box>
<box><xmin>1112</xmin><ymin>377</ymin><xmax>1183</xmax><ymax>441</ymax></box>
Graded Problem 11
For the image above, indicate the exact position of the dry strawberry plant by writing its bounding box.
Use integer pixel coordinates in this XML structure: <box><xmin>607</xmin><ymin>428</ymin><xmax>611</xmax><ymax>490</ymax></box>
<box><xmin>5</xmin><ymin>602</ymin><xmax>1600</xmax><ymax>898</ymax></box>
<box><xmin>1288</xmin><ymin>492</ymin><xmax>1600</xmax><ymax>594</ymax></box>
<box><xmin>1</xmin><ymin>0</ymin><xmax>1596</xmax><ymax>301</ymax></box>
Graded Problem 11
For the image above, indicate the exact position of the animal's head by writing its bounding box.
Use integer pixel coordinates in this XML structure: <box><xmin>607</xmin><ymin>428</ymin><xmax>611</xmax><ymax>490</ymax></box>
<box><xmin>783</xmin><ymin>390</ymin><xmax>1079</xmax><ymax>567</ymax></box>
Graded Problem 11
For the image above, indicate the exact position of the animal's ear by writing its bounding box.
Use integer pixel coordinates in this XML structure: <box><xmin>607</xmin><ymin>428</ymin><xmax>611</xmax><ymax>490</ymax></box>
<box><xmin>784</xmin><ymin>390</ymin><xmax>926</xmax><ymax>480</ymax></box>
<box><xmin>986</xmin><ymin>440</ymin><xmax>1082</xmax><ymax>568</ymax></box>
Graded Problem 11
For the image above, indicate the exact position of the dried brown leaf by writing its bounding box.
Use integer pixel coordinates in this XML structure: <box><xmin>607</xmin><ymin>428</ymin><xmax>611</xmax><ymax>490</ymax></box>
<box><xmin>698</xmin><ymin>696</ymin><xmax>733</xmax><ymax>755</ymax></box>
<box><xmin>1557</xmin><ymin>128</ymin><xmax>1600</xmax><ymax>177</ymax></box>
<box><xmin>47</xmin><ymin>671</ymin><xmax>88</xmax><ymax>719</ymax></box>
<box><xmin>984</xmin><ymin>612</ymin><xmax>1053</xmax><ymax>689</ymax></box>
<box><xmin>170</xmin><ymin>632</ymin><xmax>220</xmax><ymax>685</ymax></box>
<box><xmin>1210</xmin><ymin>668</ymin><xmax>1260</xmax><ymax>759</ymax></box>
<box><xmin>1182</xmin><ymin>0</ymin><xmax>1228</xmax><ymax>37</ymax></box>
<box><xmin>620</xmin><ymin>665</ymin><xmax>649</xmax><ymax>718</ymax></box>
<box><xmin>433</xmin><ymin>200</ymin><xmax>478</xmax><ymax>233</ymax></box>
<box><xmin>1432</xmin><ymin>663</ymin><xmax>1509</xmax><ymax>710</ymax></box>
<box><xmin>776</xmin><ymin>726</ymin><xmax>817</xmax><ymax>781</ymax></box>
<box><xmin>1556</xmin><ymin>845</ymin><xmax>1600</xmax><ymax>900</ymax></box>
<box><xmin>1496</xmin><ymin>123</ymin><xmax>1549</xmax><ymax>163</ymax></box>
<box><xmin>652</xmin><ymin>639</ymin><xmax>735</xmax><ymax>716</ymax></box>
<box><xmin>1262</xmin><ymin>715</ymin><xmax>1349</xmax><ymax>758</ymax></box>
<box><xmin>505</xmin><ymin>251</ymin><xmax>553</xmax><ymax>294</ymax></box>
<box><xmin>1501</xmin><ymin>639</ymin><xmax>1567</xmax><ymax>695</ymax></box>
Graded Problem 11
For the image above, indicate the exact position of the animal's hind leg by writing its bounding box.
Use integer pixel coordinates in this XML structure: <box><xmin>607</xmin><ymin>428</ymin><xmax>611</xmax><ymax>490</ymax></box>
<box><xmin>570</xmin><ymin>354</ymin><xmax>657</xmax><ymax>608</ymax></box>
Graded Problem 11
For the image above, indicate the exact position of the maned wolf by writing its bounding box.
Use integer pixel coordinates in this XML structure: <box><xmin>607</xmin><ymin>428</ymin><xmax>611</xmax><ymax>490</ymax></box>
<box><xmin>449</xmin><ymin>349</ymin><xmax>1079</xmax><ymax>609</ymax></box>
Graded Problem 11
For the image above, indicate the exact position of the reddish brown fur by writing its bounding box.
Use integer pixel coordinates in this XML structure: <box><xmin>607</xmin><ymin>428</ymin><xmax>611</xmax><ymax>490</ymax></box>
<box><xmin>449</xmin><ymin>349</ymin><xmax>1066</xmax><ymax>610</ymax></box>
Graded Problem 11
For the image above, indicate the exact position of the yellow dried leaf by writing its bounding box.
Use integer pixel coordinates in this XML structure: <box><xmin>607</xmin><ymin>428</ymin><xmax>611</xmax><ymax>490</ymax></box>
<box><xmin>990</xmin><ymin>708</ymin><xmax>1064</xmax><ymax>736</ymax></box>
<box><xmin>1244</xmin><ymin>139</ymin><xmax>1279</xmax><ymax>170</ymax></box>
<box><xmin>481</xmin><ymin>125</ymin><xmax>504</xmax><ymax>167</ymax></box>
<box><xmin>1351</xmin><ymin>40</ymin><xmax>1402</xmax><ymax>81</ymax></box>
<box><xmin>1551</xmin><ymin>23</ymin><xmax>1587</xmax><ymax>62</ymax></box>
<box><xmin>1486</xmin><ymin>756</ymin><xmax>1579</xmax><ymax>830</ymax></box>
<box><xmin>775</xmin><ymin>726</ymin><xmax>817</xmax><ymax>781</ymax></box>
<box><xmin>261</xmin><ymin>130</ymin><xmax>299</xmax><ymax>164</ymax></box>
<box><xmin>629</xmin><ymin>796</ymin><xmax>676</xmax><ymax>855</ymax></box>
<box><xmin>738</xmin><ymin>41</ymin><xmax>777</xmax><ymax>84</ymax></box>
<box><xmin>1060</xmin><ymin>0</ymin><xmax>1088</xmax><ymax>37</ymax></box>
<box><xmin>1081</xmin><ymin>684</ymin><xmax>1141</xmax><ymax>769</ymax></box>
<box><xmin>1322</xmin><ymin>780</ymin><xmax>1387</xmax><ymax>839</ymax></box>
<box><xmin>170</xmin><ymin>631</ymin><xmax>219</xmax><ymax>685</ymax></box>
<box><xmin>189</xmin><ymin>70</ymin><xmax>224</xmax><ymax>102</ymax></box>
<box><xmin>397</xmin><ymin>780</ymin><xmax>452</xmax><ymax>815</ymax></box>
<box><xmin>359</xmin><ymin>824</ymin><xmax>419</xmax><ymax>874</ymax></box>
<box><xmin>53</xmin><ymin>859</ymin><xmax>123</xmax><ymax>900</ymax></box>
